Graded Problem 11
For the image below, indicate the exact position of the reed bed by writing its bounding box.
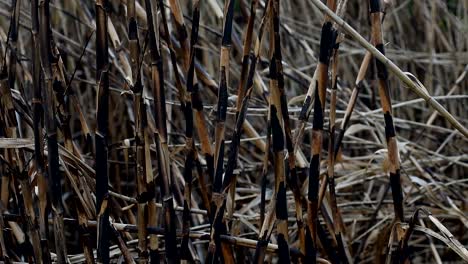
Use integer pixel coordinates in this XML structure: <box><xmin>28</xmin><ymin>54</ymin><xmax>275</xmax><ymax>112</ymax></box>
<box><xmin>0</xmin><ymin>0</ymin><xmax>467</xmax><ymax>263</ymax></box>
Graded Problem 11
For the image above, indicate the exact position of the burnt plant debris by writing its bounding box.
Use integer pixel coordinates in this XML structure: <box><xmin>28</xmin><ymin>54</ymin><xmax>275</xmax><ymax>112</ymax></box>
<box><xmin>0</xmin><ymin>0</ymin><xmax>467</xmax><ymax>263</ymax></box>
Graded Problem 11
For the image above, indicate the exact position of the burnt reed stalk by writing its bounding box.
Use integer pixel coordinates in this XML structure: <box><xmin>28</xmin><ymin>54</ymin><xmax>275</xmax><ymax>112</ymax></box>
<box><xmin>268</xmin><ymin>1</ymin><xmax>291</xmax><ymax>262</ymax></box>
<box><xmin>0</xmin><ymin>1</ymin><xmax>43</xmax><ymax>261</ymax></box>
<box><xmin>95</xmin><ymin>0</ymin><xmax>110</xmax><ymax>262</ymax></box>
<box><xmin>159</xmin><ymin>0</ymin><xmax>185</xmax><ymax>104</ymax></box>
<box><xmin>271</xmin><ymin>0</ymin><xmax>306</xmax><ymax>257</ymax></box>
<box><xmin>331</xmin><ymin>3</ymin><xmax>375</xmax><ymax>160</ymax></box>
<box><xmin>327</xmin><ymin>38</ymin><xmax>350</xmax><ymax>264</ymax></box>
<box><xmin>209</xmin><ymin>1</ymin><xmax>274</xmax><ymax>262</ymax></box>
<box><xmin>181</xmin><ymin>128</ymin><xmax>195</xmax><ymax>263</ymax></box>
<box><xmin>270</xmin><ymin>50</ymin><xmax>291</xmax><ymax>264</ymax></box>
<box><xmin>187</xmin><ymin>0</ymin><xmax>211</xmax><ymax>215</ymax></box>
<box><xmin>144</xmin><ymin>2</ymin><xmax>161</xmax><ymax>262</ymax></box>
<box><xmin>31</xmin><ymin>0</ymin><xmax>51</xmax><ymax>261</ymax></box>
<box><xmin>166</xmin><ymin>0</ymin><xmax>213</xmax><ymax>218</ymax></box>
<box><xmin>369</xmin><ymin>0</ymin><xmax>404</xmax><ymax>223</ymax></box>
<box><xmin>165</xmin><ymin>4</ymin><xmax>206</xmax><ymax>221</ymax></box>
<box><xmin>147</xmin><ymin>1</ymin><xmax>178</xmax><ymax>262</ymax></box>
<box><xmin>218</xmin><ymin>0</ymin><xmax>267</xmax><ymax>218</ymax></box>
<box><xmin>306</xmin><ymin>1</ymin><xmax>336</xmax><ymax>262</ymax></box>
<box><xmin>38</xmin><ymin>0</ymin><xmax>67</xmax><ymax>262</ymax></box>
<box><xmin>127</xmin><ymin>0</ymin><xmax>149</xmax><ymax>262</ymax></box>
<box><xmin>223</xmin><ymin>0</ymin><xmax>262</xmax><ymax>227</ymax></box>
<box><xmin>235</xmin><ymin>0</ymin><xmax>258</xmax><ymax>112</ymax></box>
<box><xmin>255</xmin><ymin>8</ymin><xmax>291</xmax><ymax>263</ymax></box>
<box><xmin>157</xmin><ymin>3</ymin><xmax>189</xmax><ymax>250</ymax></box>
<box><xmin>208</xmin><ymin>0</ymin><xmax>236</xmax><ymax>262</ymax></box>
<box><xmin>181</xmin><ymin>0</ymin><xmax>202</xmax><ymax>261</ymax></box>
<box><xmin>4</xmin><ymin>1</ymin><xmax>42</xmax><ymax>261</ymax></box>
<box><xmin>259</xmin><ymin>44</ymin><xmax>274</xmax><ymax>228</ymax></box>
<box><xmin>157</xmin><ymin>7</ymin><xmax>202</xmax><ymax>257</ymax></box>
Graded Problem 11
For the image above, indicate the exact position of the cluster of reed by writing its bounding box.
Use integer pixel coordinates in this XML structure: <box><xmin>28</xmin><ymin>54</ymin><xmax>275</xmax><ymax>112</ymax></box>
<box><xmin>0</xmin><ymin>0</ymin><xmax>467</xmax><ymax>263</ymax></box>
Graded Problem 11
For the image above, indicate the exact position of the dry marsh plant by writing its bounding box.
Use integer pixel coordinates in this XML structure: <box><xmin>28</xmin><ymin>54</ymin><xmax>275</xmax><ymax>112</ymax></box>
<box><xmin>0</xmin><ymin>0</ymin><xmax>467</xmax><ymax>263</ymax></box>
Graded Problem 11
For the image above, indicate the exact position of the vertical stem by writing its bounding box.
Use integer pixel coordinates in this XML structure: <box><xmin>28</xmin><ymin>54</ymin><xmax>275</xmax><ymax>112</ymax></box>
<box><xmin>235</xmin><ymin>0</ymin><xmax>258</xmax><ymax>112</ymax></box>
<box><xmin>181</xmin><ymin>0</ymin><xmax>201</xmax><ymax>261</ymax></box>
<box><xmin>168</xmin><ymin>0</ymin><xmax>215</xmax><ymax>185</ymax></box>
<box><xmin>127</xmin><ymin>1</ymin><xmax>148</xmax><ymax>262</ymax></box>
<box><xmin>333</xmin><ymin>52</ymin><xmax>372</xmax><ymax>157</ymax></box>
<box><xmin>209</xmin><ymin>0</ymin><xmax>236</xmax><ymax>262</ymax></box>
<box><xmin>270</xmin><ymin>46</ymin><xmax>290</xmax><ymax>264</ymax></box>
<box><xmin>369</xmin><ymin>0</ymin><xmax>404</xmax><ymax>223</ymax></box>
<box><xmin>147</xmin><ymin>1</ymin><xmax>178</xmax><ymax>262</ymax></box>
<box><xmin>38</xmin><ymin>0</ymin><xmax>67</xmax><ymax>262</ymax></box>
<box><xmin>95</xmin><ymin>0</ymin><xmax>110</xmax><ymax>262</ymax></box>
<box><xmin>327</xmin><ymin>41</ymin><xmax>350</xmax><ymax>264</ymax></box>
<box><xmin>306</xmin><ymin>1</ymin><xmax>336</xmax><ymax>262</ymax></box>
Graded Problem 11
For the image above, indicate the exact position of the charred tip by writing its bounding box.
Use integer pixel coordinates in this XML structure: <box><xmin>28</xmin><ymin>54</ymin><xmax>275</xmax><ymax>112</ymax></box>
<box><xmin>318</xmin><ymin>22</ymin><xmax>334</xmax><ymax>65</ymax></box>
<box><xmin>308</xmin><ymin>154</ymin><xmax>320</xmax><ymax>202</ymax></box>
<box><xmin>269</xmin><ymin>57</ymin><xmax>278</xmax><ymax>80</ymax></box>
<box><xmin>304</xmin><ymin>227</ymin><xmax>317</xmax><ymax>264</ymax></box>
<box><xmin>217</xmin><ymin>68</ymin><xmax>228</xmax><ymax>122</ymax></box>
<box><xmin>187</xmin><ymin>63</ymin><xmax>196</xmax><ymax>92</ymax></box>
<box><xmin>213</xmin><ymin>143</ymin><xmax>225</xmax><ymax>192</ymax></box>
<box><xmin>270</xmin><ymin>105</ymin><xmax>285</xmax><ymax>152</ymax></box>
<box><xmin>183</xmin><ymin>102</ymin><xmax>194</xmax><ymax>138</ymax></box>
<box><xmin>177</xmin><ymin>23</ymin><xmax>188</xmax><ymax>42</ymax></box>
<box><xmin>136</xmin><ymin>191</ymin><xmax>155</xmax><ymax>203</ymax></box>
<box><xmin>205</xmin><ymin>154</ymin><xmax>215</xmax><ymax>181</ymax></box>
<box><xmin>190</xmin><ymin>88</ymin><xmax>204</xmax><ymax>111</ymax></box>
<box><xmin>299</xmin><ymin>95</ymin><xmax>312</xmax><ymax>121</ymax></box>
<box><xmin>375</xmin><ymin>44</ymin><xmax>389</xmax><ymax>80</ymax></box>
<box><xmin>128</xmin><ymin>19</ymin><xmax>138</xmax><ymax>40</ymax></box>
<box><xmin>183</xmin><ymin>151</ymin><xmax>194</xmax><ymax>182</ymax></box>
<box><xmin>222</xmin><ymin>139</ymin><xmax>240</xmax><ymax>191</ymax></box>
<box><xmin>383</xmin><ymin>111</ymin><xmax>396</xmax><ymax>139</ymax></box>
<box><xmin>254</xmin><ymin>239</ymin><xmax>269</xmax><ymax>262</ymax></box>
<box><xmin>312</xmin><ymin>85</ymin><xmax>324</xmax><ymax>130</ymax></box>
<box><xmin>334</xmin><ymin>128</ymin><xmax>344</xmax><ymax>156</ymax></box>
<box><xmin>369</xmin><ymin>0</ymin><xmax>381</xmax><ymax>13</ymax></box>
<box><xmin>221</xmin><ymin>0</ymin><xmax>235</xmax><ymax>46</ymax></box>
<box><xmin>245</xmin><ymin>55</ymin><xmax>257</xmax><ymax>89</ymax></box>
<box><xmin>277</xmin><ymin>234</ymin><xmax>291</xmax><ymax>263</ymax></box>
<box><xmin>276</xmin><ymin>182</ymin><xmax>288</xmax><ymax>220</ymax></box>
<box><xmin>190</xmin><ymin>9</ymin><xmax>200</xmax><ymax>46</ymax></box>
<box><xmin>390</xmin><ymin>169</ymin><xmax>404</xmax><ymax>221</ymax></box>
